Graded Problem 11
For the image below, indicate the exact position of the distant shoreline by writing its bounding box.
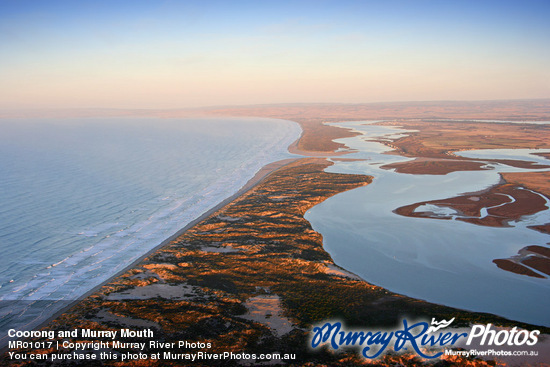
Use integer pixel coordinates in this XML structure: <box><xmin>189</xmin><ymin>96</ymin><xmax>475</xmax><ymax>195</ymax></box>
<box><xmin>2</xmin><ymin>99</ymin><xmax>550</xmax><ymax>120</ymax></box>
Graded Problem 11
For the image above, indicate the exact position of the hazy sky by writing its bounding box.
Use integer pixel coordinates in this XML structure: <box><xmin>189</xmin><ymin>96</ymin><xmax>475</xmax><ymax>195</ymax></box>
<box><xmin>1</xmin><ymin>0</ymin><xmax>549</xmax><ymax>109</ymax></box>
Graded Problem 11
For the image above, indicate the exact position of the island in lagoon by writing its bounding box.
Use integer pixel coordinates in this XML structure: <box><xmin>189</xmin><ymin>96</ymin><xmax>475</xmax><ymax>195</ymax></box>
<box><xmin>3</xmin><ymin>100</ymin><xmax>550</xmax><ymax>366</ymax></box>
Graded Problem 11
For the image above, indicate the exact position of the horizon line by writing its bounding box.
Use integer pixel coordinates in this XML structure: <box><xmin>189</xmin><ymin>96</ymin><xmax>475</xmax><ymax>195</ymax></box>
<box><xmin>1</xmin><ymin>97</ymin><xmax>550</xmax><ymax>113</ymax></box>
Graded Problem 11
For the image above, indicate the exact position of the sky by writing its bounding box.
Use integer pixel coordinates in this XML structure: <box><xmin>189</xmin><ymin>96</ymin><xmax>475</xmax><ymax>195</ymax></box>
<box><xmin>1</xmin><ymin>0</ymin><xmax>549</xmax><ymax>109</ymax></box>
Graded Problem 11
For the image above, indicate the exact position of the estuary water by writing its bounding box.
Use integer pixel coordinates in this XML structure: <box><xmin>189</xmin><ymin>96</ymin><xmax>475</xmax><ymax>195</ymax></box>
<box><xmin>0</xmin><ymin>117</ymin><xmax>300</xmax><ymax>339</ymax></box>
<box><xmin>306</xmin><ymin>121</ymin><xmax>550</xmax><ymax>326</ymax></box>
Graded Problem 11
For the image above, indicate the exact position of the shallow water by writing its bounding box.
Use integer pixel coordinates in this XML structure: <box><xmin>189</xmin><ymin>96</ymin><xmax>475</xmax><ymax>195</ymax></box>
<box><xmin>306</xmin><ymin>121</ymin><xmax>550</xmax><ymax>326</ymax></box>
<box><xmin>455</xmin><ymin>148</ymin><xmax>550</xmax><ymax>165</ymax></box>
<box><xmin>0</xmin><ymin>117</ymin><xmax>300</xmax><ymax>337</ymax></box>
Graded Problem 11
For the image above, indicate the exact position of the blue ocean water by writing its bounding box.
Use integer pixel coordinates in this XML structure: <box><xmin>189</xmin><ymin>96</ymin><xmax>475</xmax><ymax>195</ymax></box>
<box><xmin>0</xmin><ymin>117</ymin><xmax>300</xmax><ymax>336</ymax></box>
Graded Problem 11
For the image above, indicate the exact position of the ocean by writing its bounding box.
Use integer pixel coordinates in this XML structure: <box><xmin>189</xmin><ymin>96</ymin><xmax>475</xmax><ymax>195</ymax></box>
<box><xmin>0</xmin><ymin>116</ymin><xmax>300</xmax><ymax>338</ymax></box>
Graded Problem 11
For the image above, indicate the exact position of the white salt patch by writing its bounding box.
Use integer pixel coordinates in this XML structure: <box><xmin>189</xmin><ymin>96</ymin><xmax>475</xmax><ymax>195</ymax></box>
<box><xmin>414</xmin><ymin>204</ymin><xmax>458</xmax><ymax>217</ymax></box>
<box><xmin>239</xmin><ymin>295</ymin><xmax>294</xmax><ymax>337</ymax></box>
<box><xmin>324</xmin><ymin>263</ymin><xmax>362</xmax><ymax>280</ymax></box>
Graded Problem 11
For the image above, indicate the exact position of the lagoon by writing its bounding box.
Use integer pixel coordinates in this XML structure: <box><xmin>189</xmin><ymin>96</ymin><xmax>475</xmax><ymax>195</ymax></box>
<box><xmin>306</xmin><ymin>121</ymin><xmax>550</xmax><ymax>326</ymax></box>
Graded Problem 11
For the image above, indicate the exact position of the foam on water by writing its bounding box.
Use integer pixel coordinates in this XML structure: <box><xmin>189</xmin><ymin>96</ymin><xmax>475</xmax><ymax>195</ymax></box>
<box><xmin>0</xmin><ymin>117</ymin><xmax>300</xmax><ymax>337</ymax></box>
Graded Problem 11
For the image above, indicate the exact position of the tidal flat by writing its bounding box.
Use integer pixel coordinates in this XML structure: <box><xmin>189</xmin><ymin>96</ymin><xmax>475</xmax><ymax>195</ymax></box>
<box><xmin>3</xmin><ymin>101</ymin><xmax>550</xmax><ymax>366</ymax></box>
<box><xmin>307</xmin><ymin>120</ymin><xmax>550</xmax><ymax>327</ymax></box>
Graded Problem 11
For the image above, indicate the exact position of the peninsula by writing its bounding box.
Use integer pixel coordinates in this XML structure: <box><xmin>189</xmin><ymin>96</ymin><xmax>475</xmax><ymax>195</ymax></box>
<box><xmin>3</xmin><ymin>100</ymin><xmax>550</xmax><ymax>366</ymax></box>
